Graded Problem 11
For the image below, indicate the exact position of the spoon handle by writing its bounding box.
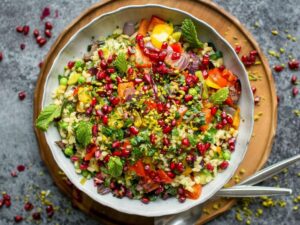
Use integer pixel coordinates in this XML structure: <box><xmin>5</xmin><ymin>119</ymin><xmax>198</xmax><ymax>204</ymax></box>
<box><xmin>216</xmin><ymin>186</ymin><xmax>292</xmax><ymax>197</ymax></box>
<box><xmin>238</xmin><ymin>154</ymin><xmax>300</xmax><ymax>186</ymax></box>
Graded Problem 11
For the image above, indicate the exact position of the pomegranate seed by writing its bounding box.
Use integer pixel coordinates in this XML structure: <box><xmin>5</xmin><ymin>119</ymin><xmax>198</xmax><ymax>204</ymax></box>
<box><xmin>23</xmin><ymin>25</ymin><xmax>30</xmax><ymax>35</ymax></box>
<box><xmin>110</xmin><ymin>96</ymin><xmax>120</xmax><ymax>106</ymax></box>
<box><xmin>197</xmin><ymin>143</ymin><xmax>206</xmax><ymax>155</ymax></box>
<box><xmin>143</xmin><ymin>74</ymin><xmax>151</xmax><ymax>84</ymax></box>
<box><xmin>221</xmin><ymin>111</ymin><xmax>227</xmax><ymax>119</ymax></box>
<box><xmin>67</xmin><ymin>61</ymin><xmax>75</xmax><ymax>69</ymax></box>
<box><xmin>45</xmin><ymin>29</ymin><xmax>52</xmax><ymax>38</ymax></box>
<box><xmin>211</xmin><ymin>106</ymin><xmax>218</xmax><ymax>116</ymax></box>
<box><xmin>46</xmin><ymin>205</ymin><xmax>54</xmax><ymax>217</ymax></box>
<box><xmin>96</xmin><ymin>71</ymin><xmax>107</xmax><ymax>80</ymax></box>
<box><xmin>150</xmin><ymin>134</ymin><xmax>156</xmax><ymax>144</ymax></box>
<box><xmin>171</xmin><ymin>52</ymin><xmax>181</xmax><ymax>60</ymax></box>
<box><xmin>38</xmin><ymin>37</ymin><xmax>47</xmax><ymax>47</ymax></box>
<box><xmin>216</xmin><ymin>123</ymin><xmax>223</xmax><ymax>129</ymax></box>
<box><xmin>127</xmin><ymin>67</ymin><xmax>134</xmax><ymax>75</ymax></box>
<box><xmin>16</xmin><ymin>26</ymin><xmax>23</xmax><ymax>33</ymax></box>
<box><xmin>235</xmin><ymin>45</ymin><xmax>242</xmax><ymax>54</ymax></box>
<box><xmin>32</xmin><ymin>212</ymin><xmax>41</xmax><ymax>220</ymax></box>
<box><xmin>136</xmin><ymin>34</ymin><xmax>143</xmax><ymax>41</ymax></box>
<box><xmin>0</xmin><ymin>52</ymin><xmax>3</xmax><ymax>61</ymax></box>
<box><xmin>254</xmin><ymin>96</ymin><xmax>261</xmax><ymax>104</ymax></box>
<box><xmin>92</xmin><ymin>124</ymin><xmax>98</xmax><ymax>136</ymax></box>
<box><xmin>222</xmin><ymin>119</ymin><xmax>228</xmax><ymax>125</ymax></box>
<box><xmin>107</xmin><ymin>68</ymin><xmax>115</xmax><ymax>74</ymax></box>
<box><xmin>156</xmin><ymin>102</ymin><xmax>165</xmax><ymax>113</ymax></box>
<box><xmin>33</xmin><ymin>29</ymin><xmax>39</xmax><ymax>37</ymax></box>
<box><xmin>163</xmin><ymin>125</ymin><xmax>172</xmax><ymax>134</ymax></box>
<box><xmin>206</xmin><ymin>163</ymin><xmax>214</xmax><ymax>171</ymax></box>
<box><xmin>18</xmin><ymin>91</ymin><xmax>26</xmax><ymax>100</ymax></box>
<box><xmin>45</xmin><ymin>21</ymin><xmax>53</xmax><ymax>30</ymax></box>
<box><xmin>138</xmin><ymin>38</ymin><xmax>144</xmax><ymax>49</ymax></box>
<box><xmin>291</xmin><ymin>75</ymin><xmax>297</xmax><ymax>84</ymax></box>
<box><xmin>70</xmin><ymin>156</ymin><xmax>79</xmax><ymax>162</ymax></box>
<box><xmin>169</xmin><ymin>161</ymin><xmax>176</xmax><ymax>170</ymax></box>
<box><xmin>40</xmin><ymin>7</ymin><xmax>50</xmax><ymax>20</ymax></box>
<box><xmin>129</xmin><ymin>126</ymin><xmax>139</xmax><ymax>135</ymax></box>
<box><xmin>229</xmin><ymin>145</ymin><xmax>235</xmax><ymax>152</ymax></box>
<box><xmin>14</xmin><ymin>215</ymin><xmax>23</xmax><ymax>223</ymax></box>
<box><xmin>167</xmin><ymin>171</ymin><xmax>175</xmax><ymax>178</ymax></box>
<box><xmin>98</xmin><ymin>49</ymin><xmax>104</xmax><ymax>59</ymax></box>
<box><xmin>141</xmin><ymin>197</ymin><xmax>150</xmax><ymax>204</ymax></box>
<box><xmin>20</xmin><ymin>43</ymin><xmax>26</xmax><ymax>50</ymax></box>
<box><xmin>158</xmin><ymin>50</ymin><xmax>168</xmax><ymax>61</ymax></box>
<box><xmin>5</xmin><ymin>200</ymin><xmax>11</xmax><ymax>207</ymax></box>
<box><xmin>292</xmin><ymin>87</ymin><xmax>299</xmax><ymax>97</ymax></box>
<box><xmin>288</xmin><ymin>60</ymin><xmax>300</xmax><ymax>70</ymax></box>
<box><xmin>227</xmin><ymin>115</ymin><xmax>233</xmax><ymax>124</ymax></box>
<box><xmin>250</xmin><ymin>50</ymin><xmax>258</xmax><ymax>57</ymax></box>
<box><xmin>3</xmin><ymin>194</ymin><xmax>11</xmax><ymax>201</ymax></box>
<box><xmin>85</xmin><ymin>106</ymin><xmax>93</xmax><ymax>116</ymax></box>
<box><xmin>11</xmin><ymin>171</ymin><xmax>18</xmax><ymax>177</ymax></box>
<box><xmin>24</xmin><ymin>202</ymin><xmax>34</xmax><ymax>211</ymax></box>
<box><xmin>219</xmin><ymin>65</ymin><xmax>225</xmax><ymax>71</ymax></box>
<box><xmin>112</xmin><ymin>141</ymin><xmax>121</xmax><ymax>148</ymax></box>
<box><xmin>121</xmin><ymin>148</ymin><xmax>130</xmax><ymax>157</ymax></box>
<box><xmin>112</xmin><ymin>151</ymin><xmax>122</xmax><ymax>156</ymax></box>
<box><xmin>161</xmin><ymin>42</ymin><xmax>168</xmax><ymax>49</ymax></box>
<box><xmin>163</xmin><ymin>137</ymin><xmax>170</xmax><ymax>146</ymax></box>
<box><xmin>17</xmin><ymin>164</ymin><xmax>25</xmax><ymax>172</ymax></box>
<box><xmin>105</xmin><ymin>75</ymin><xmax>112</xmax><ymax>84</ymax></box>
<box><xmin>202</xmin><ymin>54</ymin><xmax>210</xmax><ymax>66</ymax></box>
<box><xmin>134</xmin><ymin>78</ymin><xmax>143</xmax><ymax>85</ymax></box>
<box><xmin>178</xmin><ymin>195</ymin><xmax>186</xmax><ymax>203</ymax></box>
<box><xmin>274</xmin><ymin>65</ymin><xmax>284</xmax><ymax>72</ymax></box>
<box><xmin>181</xmin><ymin>138</ymin><xmax>190</xmax><ymax>147</ymax></box>
<box><xmin>100</xmin><ymin>60</ymin><xmax>107</xmax><ymax>70</ymax></box>
<box><xmin>219</xmin><ymin>161</ymin><xmax>229</xmax><ymax>170</ymax></box>
<box><xmin>176</xmin><ymin>162</ymin><xmax>184</xmax><ymax>172</ymax></box>
<box><xmin>171</xmin><ymin>119</ymin><xmax>177</xmax><ymax>127</ymax></box>
<box><xmin>184</xmin><ymin>94</ymin><xmax>193</xmax><ymax>102</ymax></box>
<box><xmin>251</xmin><ymin>86</ymin><xmax>257</xmax><ymax>94</ymax></box>
<box><xmin>149</xmin><ymin>52</ymin><xmax>159</xmax><ymax>61</ymax></box>
<box><xmin>102</xmin><ymin>115</ymin><xmax>108</xmax><ymax>125</ymax></box>
<box><xmin>104</xmin><ymin>155</ymin><xmax>110</xmax><ymax>163</ymax></box>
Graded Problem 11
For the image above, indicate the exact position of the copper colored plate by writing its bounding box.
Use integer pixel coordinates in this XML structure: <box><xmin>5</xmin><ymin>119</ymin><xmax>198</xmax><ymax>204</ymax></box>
<box><xmin>33</xmin><ymin>0</ymin><xmax>277</xmax><ymax>224</ymax></box>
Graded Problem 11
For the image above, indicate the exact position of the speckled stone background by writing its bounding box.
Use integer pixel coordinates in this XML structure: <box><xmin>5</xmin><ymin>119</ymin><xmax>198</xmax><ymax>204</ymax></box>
<box><xmin>0</xmin><ymin>0</ymin><xmax>300</xmax><ymax>224</ymax></box>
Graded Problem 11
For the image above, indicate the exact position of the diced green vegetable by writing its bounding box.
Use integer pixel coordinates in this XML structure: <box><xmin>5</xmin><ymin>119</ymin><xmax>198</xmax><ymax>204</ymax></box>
<box><xmin>59</xmin><ymin>77</ymin><xmax>68</xmax><ymax>85</ymax></box>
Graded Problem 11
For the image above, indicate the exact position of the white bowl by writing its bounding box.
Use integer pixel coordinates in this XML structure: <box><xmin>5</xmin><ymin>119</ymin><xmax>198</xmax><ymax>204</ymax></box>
<box><xmin>42</xmin><ymin>4</ymin><xmax>254</xmax><ymax>217</ymax></box>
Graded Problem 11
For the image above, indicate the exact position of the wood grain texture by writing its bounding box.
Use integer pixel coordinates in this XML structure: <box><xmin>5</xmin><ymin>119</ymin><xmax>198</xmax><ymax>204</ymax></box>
<box><xmin>33</xmin><ymin>0</ymin><xmax>277</xmax><ymax>224</ymax></box>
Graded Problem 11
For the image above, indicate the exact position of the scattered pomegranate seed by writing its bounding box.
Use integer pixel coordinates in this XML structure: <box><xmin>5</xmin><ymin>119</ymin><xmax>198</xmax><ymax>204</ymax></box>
<box><xmin>163</xmin><ymin>125</ymin><xmax>172</xmax><ymax>134</ymax></box>
<box><xmin>20</xmin><ymin>43</ymin><xmax>26</xmax><ymax>50</ymax></box>
<box><xmin>67</xmin><ymin>61</ymin><xmax>75</xmax><ymax>69</ymax></box>
<box><xmin>292</xmin><ymin>87</ymin><xmax>299</xmax><ymax>97</ymax></box>
<box><xmin>18</xmin><ymin>91</ymin><xmax>26</xmax><ymax>101</ymax></box>
<box><xmin>16</xmin><ymin>26</ymin><xmax>23</xmax><ymax>33</ymax></box>
<box><xmin>11</xmin><ymin>171</ymin><xmax>18</xmax><ymax>177</ymax></box>
<box><xmin>129</xmin><ymin>126</ymin><xmax>139</xmax><ymax>135</ymax></box>
<box><xmin>46</xmin><ymin>205</ymin><xmax>54</xmax><ymax>217</ymax></box>
<box><xmin>17</xmin><ymin>164</ymin><xmax>26</xmax><ymax>172</ymax></box>
<box><xmin>33</xmin><ymin>29</ymin><xmax>40</xmax><ymax>37</ymax></box>
<box><xmin>110</xmin><ymin>96</ymin><xmax>120</xmax><ymax>106</ymax></box>
<box><xmin>184</xmin><ymin>94</ymin><xmax>193</xmax><ymax>102</ymax></box>
<box><xmin>206</xmin><ymin>163</ymin><xmax>214</xmax><ymax>171</ymax></box>
<box><xmin>178</xmin><ymin>195</ymin><xmax>186</xmax><ymax>203</ymax></box>
<box><xmin>162</xmin><ymin>137</ymin><xmax>170</xmax><ymax>146</ymax></box>
<box><xmin>38</xmin><ymin>37</ymin><xmax>47</xmax><ymax>47</ymax></box>
<box><xmin>219</xmin><ymin>161</ymin><xmax>229</xmax><ymax>170</ymax></box>
<box><xmin>167</xmin><ymin>171</ymin><xmax>175</xmax><ymax>178</ymax></box>
<box><xmin>254</xmin><ymin>96</ymin><xmax>261</xmax><ymax>105</ymax></box>
<box><xmin>45</xmin><ymin>21</ymin><xmax>53</xmax><ymax>30</ymax></box>
<box><xmin>14</xmin><ymin>215</ymin><xmax>23</xmax><ymax>223</ymax></box>
<box><xmin>39</xmin><ymin>61</ymin><xmax>44</xmax><ymax>68</ymax></box>
<box><xmin>291</xmin><ymin>75</ymin><xmax>297</xmax><ymax>84</ymax></box>
<box><xmin>44</xmin><ymin>29</ymin><xmax>52</xmax><ymax>38</ymax></box>
<box><xmin>274</xmin><ymin>65</ymin><xmax>284</xmax><ymax>72</ymax></box>
<box><xmin>32</xmin><ymin>212</ymin><xmax>41</xmax><ymax>220</ymax></box>
<box><xmin>141</xmin><ymin>197</ymin><xmax>150</xmax><ymax>204</ymax></box>
<box><xmin>211</xmin><ymin>106</ymin><xmax>218</xmax><ymax>116</ymax></box>
<box><xmin>251</xmin><ymin>86</ymin><xmax>257</xmax><ymax>94</ymax></box>
<box><xmin>235</xmin><ymin>45</ymin><xmax>241</xmax><ymax>54</ymax></box>
<box><xmin>0</xmin><ymin>52</ymin><xmax>3</xmax><ymax>61</ymax></box>
<box><xmin>41</xmin><ymin>7</ymin><xmax>51</xmax><ymax>21</ymax></box>
<box><xmin>100</xmin><ymin>60</ymin><xmax>108</xmax><ymax>69</ymax></box>
<box><xmin>23</xmin><ymin>25</ymin><xmax>30</xmax><ymax>35</ymax></box>
<box><xmin>288</xmin><ymin>60</ymin><xmax>299</xmax><ymax>70</ymax></box>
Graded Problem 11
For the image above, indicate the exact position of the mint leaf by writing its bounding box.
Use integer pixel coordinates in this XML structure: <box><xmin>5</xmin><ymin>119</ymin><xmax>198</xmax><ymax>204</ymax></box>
<box><xmin>108</xmin><ymin>156</ymin><xmax>123</xmax><ymax>177</ymax></box>
<box><xmin>114</xmin><ymin>52</ymin><xmax>128</xmax><ymax>74</ymax></box>
<box><xmin>36</xmin><ymin>104</ymin><xmax>62</xmax><ymax>131</ymax></box>
<box><xmin>210</xmin><ymin>87</ymin><xmax>229</xmax><ymax>105</ymax></box>
<box><xmin>181</xmin><ymin>19</ymin><xmax>203</xmax><ymax>48</ymax></box>
<box><xmin>75</xmin><ymin>121</ymin><xmax>92</xmax><ymax>147</ymax></box>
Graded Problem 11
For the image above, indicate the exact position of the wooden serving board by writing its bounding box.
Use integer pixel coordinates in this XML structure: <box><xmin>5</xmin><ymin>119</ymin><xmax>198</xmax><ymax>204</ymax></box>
<box><xmin>33</xmin><ymin>0</ymin><xmax>277</xmax><ymax>224</ymax></box>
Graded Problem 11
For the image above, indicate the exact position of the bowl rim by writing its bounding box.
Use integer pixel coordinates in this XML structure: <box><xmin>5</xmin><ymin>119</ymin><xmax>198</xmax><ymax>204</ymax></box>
<box><xmin>41</xmin><ymin>3</ymin><xmax>254</xmax><ymax>216</ymax></box>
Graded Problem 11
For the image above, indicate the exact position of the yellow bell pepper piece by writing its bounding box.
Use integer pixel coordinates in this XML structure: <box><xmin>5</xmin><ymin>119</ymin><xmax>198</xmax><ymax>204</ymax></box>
<box><xmin>183</xmin><ymin>167</ymin><xmax>193</xmax><ymax>176</ymax></box>
<box><xmin>205</xmin><ymin>77</ymin><xmax>221</xmax><ymax>89</ymax></box>
<box><xmin>171</xmin><ymin>32</ymin><xmax>182</xmax><ymax>42</ymax></box>
<box><xmin>78</xmin><ymin>87</ymin><xmax>91</xmax><ymax>103</ymax></box>
<box><xmin>68</xmin><ymin>72</ymin><xmax>81</xmax><ymax>85</ymax></box>
<box><xmin>151</xmin><ymin>24</ymin><xmax>173</xmax><ymax>48</ymax></box>
<box><xmin>232</xmin><ymin>107</ymin><xmax>240</xmax><ymax>129</ymax></box>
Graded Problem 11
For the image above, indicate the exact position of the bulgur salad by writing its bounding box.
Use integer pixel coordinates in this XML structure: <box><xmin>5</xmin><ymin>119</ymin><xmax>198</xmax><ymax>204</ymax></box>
<box><xmin>36</xmin><ymin>16</ymin><xmax>241</xmax><ymax>203</ymax></box>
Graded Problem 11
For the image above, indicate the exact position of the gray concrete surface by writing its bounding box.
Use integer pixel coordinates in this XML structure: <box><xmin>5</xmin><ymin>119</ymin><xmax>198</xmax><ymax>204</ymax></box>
<box><xmin>0</xmin><ymin>0</ymin><xmax>299</xmax><ymax>224</ymax></box>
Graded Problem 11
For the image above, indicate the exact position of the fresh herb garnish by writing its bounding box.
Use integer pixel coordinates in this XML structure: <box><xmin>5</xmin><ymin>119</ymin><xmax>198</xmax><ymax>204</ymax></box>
<box><xmin>75</xmin><ymin>121</ymin><xmax>92</xmax><ymax>147</ymax></box>
<box><xmin>181</xmin><ymin>18</ymin><xmax>204</xmax><ymax>48</ymax></box>
<box><xmin>114</xmin><ymin>52</ymin><xmax>128</xmax><ymax>74</ymax></box>
<box><xmin>108</xmin><ymin>156</ymin><xmax>123</xmax><ymax>177</ymax></box>
<box><xmin>36</xmin><ymin>104</ymin><xmax>62</xmax><ymax>131</ymax></box>
<box><xmin>210</xmin><ymin>87</ymin><xmax>229</xmax><ymax>104</ymax></box>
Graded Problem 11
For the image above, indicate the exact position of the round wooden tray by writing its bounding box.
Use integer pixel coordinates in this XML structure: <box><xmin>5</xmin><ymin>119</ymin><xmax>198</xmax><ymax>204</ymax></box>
<box><xmin>33</xmin><ymin>0</ymin><xmax>277</xmax><ymax>224</ymax></box>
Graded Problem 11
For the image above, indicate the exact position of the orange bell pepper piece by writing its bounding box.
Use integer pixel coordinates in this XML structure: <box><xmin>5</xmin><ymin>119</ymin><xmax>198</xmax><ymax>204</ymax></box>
<box><xmin>117</xmin><ymin>82</ymin><xmax>134</xmax><ymax>99</ymax></box>
<box><xmin>129</xmin><ymin>160</ymin><xmax>146</xmax><ymax>177</ymax></box>
<box><xmin>208</xmin><ymin>68</ymin><xmax>228</xmax><ymax>88</ymax></box>
<box><xmin>147</xmin><ymin>16</ymin><xmax>165</xmax><ymax>32</ymax></box>
<box><xmin>157</xmin><ymin>169</ymin><xmax>173</xmax><ymax>184</ymax></box>
<box><xmin>186</xmin><ymin>184</ymin><xmax>202</xmax><ymax>200</ymax></box>
<box><xmin>200</xmin><ymin>108</ymin><xmax>213</xmax><ymax>131</ymax></box>
<box><xmin>84</xmin><ymin>145</ymin><xmax>97</xmax><ymax>161</ymax></box>
<box><xmin>138</xmin><ymin>19</ymin><xmax>149</xmax><ymax>36</ymax></box>
<box><xmin>232</xmin><ymin>107</ymin><xmax>240</xmax><ymax>129</ymax></box>
<box><xmin>135</xmin><ymin>45</ymin><xmax>152</xmax><ymax>68</ymax></box>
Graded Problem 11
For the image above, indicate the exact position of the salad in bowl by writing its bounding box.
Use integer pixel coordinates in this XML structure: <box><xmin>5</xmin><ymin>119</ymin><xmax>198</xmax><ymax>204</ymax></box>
<box><xmin>36</xmin><ymin>15</ymin><xmax>242</xmax><ymax>204</ymax></box>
